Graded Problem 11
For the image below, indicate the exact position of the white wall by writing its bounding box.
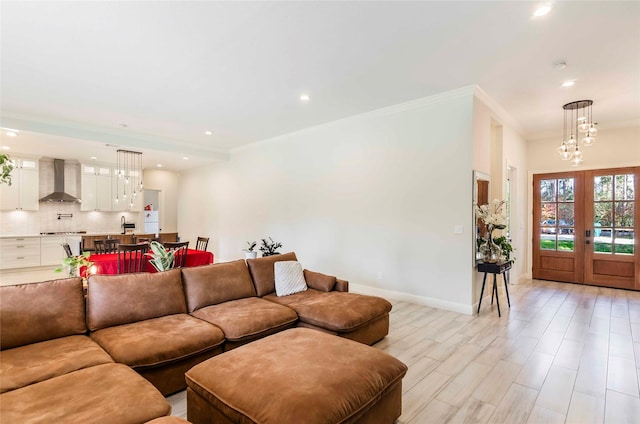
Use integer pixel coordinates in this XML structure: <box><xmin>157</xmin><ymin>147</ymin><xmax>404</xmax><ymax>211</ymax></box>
<box><xmin>142</xmin><ymin>169</ymin><xmax>179</xmax><ymax>233</ymax></box>
<box><xmin>527</xmin><ymin>126</ymin><xmax>640</xmax><ymax>173</ymax></box>
<box><xmin>472</xmin><ymin>94</ymin><xmax>529</xmax><ymax>303</ymax></box>
<box><xmin>178</xmin><ymin>87</ymin><xmax>478</xmax><ymax>312</ymax></box>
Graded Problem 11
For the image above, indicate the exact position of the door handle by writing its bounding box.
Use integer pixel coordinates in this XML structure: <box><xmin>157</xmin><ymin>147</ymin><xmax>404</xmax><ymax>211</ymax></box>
<box><xmin>586</xmin><ymin>230</ymin><xmax>591</xmax><ymax>237</ymax></box>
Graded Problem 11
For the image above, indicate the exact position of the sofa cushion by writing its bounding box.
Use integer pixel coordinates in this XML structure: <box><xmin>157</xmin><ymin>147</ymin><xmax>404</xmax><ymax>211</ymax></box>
<box><xmin>246</xmin><ymin>252</ymin><xmax>297</xmax><ymax>297</ymax></box>
<box><xmin>90</xmin><ymin>314</ymin><xmax>224</xmax><ymax>368</ymax></box>
<box><xmin>303</xmin><ymin>269</ymin><xmax>337</xmax><ymax>292</ymax></box>
<box><xmin>274</xmin><ymin>261</ymin><xmax>307</xmax><ymax>297</ymax></box>
<box><xmin>0</xmin><ymin>363</ymin><xmax>170</xmax><ymax>424</ymax></box>
<box><xmin>264</xmin><ymin>289</ymin><xmax>392</xmax><ymax>332</ymax></box>
<box><xmin>191</xmin><ymin>297</ymin><xmax>298</xmax><ymax>342</ymax></box>
<box><xmin>0</xmin><ymin>278</ymin><xmax>86</xmax><ymax>350</ymax></box>
<box><xmin>0</xmin><ymin>335</ymin><xmax>113</xmax><ymax>394</ymax></box>
<box><xmin>181</xmin><ymin>260</ymin><xmax>256</xmax><ymax>312</ymax></box>
<box><xmin>87</xmin><ymin>269</ymin><xmax>187</xmax><ymax>331</ymax></box>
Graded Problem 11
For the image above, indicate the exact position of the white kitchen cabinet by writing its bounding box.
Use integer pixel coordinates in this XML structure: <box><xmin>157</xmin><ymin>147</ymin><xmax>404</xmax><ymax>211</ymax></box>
<box><xmin>40</xmin><ymin>236</ymin><xmax>67</xmax><ymax>266</ymax></box>
<box><xmin>81</xmin><ymin>164</ymin><xmax>112</xmax><ymax>211</ymax></box>
<box><xmin>0</xmin><ymin>157</ymin><xmax>39</xmax><ymax>211</ymax></box>
<box><xmin>0</xmin><ymin>237</ymin><xmax>41</xmax><ymax>269</ymax></box>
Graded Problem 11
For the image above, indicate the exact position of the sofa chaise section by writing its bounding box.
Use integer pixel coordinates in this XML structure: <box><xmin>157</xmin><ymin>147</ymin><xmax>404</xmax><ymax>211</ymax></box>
<box><xmin>0</xmin><ymin>278</ymin><xmax>114</xmax><ymax>394</ymax></box>
<box><xmin>181</xmin><ymin>260</ymin><xmax>298</xmax><ymax>350</ymax></box>
<box><xmin>86</xmin><ymin>269</ymin><xmax>225</xmax><ymax>395</ymax></box>
<box><xmin>246</xmin><ymin>253</ymin><xmax>392</xmax><ymax>345</ymax></box>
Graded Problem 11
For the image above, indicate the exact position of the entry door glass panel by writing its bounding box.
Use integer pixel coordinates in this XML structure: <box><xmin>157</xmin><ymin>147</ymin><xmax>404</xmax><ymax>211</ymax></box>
<box><xmin>593</xmin><ymin>174</ymin><xmax>635</xmax><ymax>255</ymax></box>
<box><xmin>540</xmin><ymin>177</ymin><xmax>575</xmax><ymax>252</ymax></box>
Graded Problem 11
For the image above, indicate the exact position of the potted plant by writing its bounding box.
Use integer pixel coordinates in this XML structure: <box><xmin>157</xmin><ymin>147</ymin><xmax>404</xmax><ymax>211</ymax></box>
<box><xmin>259</xmin><ymin>237</ymin><xmax>283</xmax><ymax>257</ymax></box>
<box><xmin>146</xmin><ymin>241</ymin><xmax>176</xmax><ymax>271</ymax></box>
<box><xmin>0</xmin><ymin>153</ymin><xmax>14</xmax><ymax>186</ymax></box>
<box><xmin>244</xmin><ymin>241</ymin><xmax>257</xmax><ymax>259</ymax></box>
<box><xmin>55</xmin><ymin>252</ymin><xmax>93</xmax><ymax>278</ymax></box>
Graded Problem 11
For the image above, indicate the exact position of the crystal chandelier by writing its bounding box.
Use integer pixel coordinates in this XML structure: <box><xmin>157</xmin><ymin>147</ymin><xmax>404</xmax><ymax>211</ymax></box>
<box><xmin>557</xmin><ymin>100</ymin><xmax>597</xmax><ymax>167</ymax></box>
<box><xmin>115</xmin><ymin>149</ymin><xmax>143</xmax><ymax>209</ymax></box>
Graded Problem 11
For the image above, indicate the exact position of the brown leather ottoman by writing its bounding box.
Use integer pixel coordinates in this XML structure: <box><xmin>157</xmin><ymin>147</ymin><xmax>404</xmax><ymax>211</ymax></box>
<box><xmin>185</xmin><ymin>328</ymin><xmax>407</xmax><ymax>424</ymax></box>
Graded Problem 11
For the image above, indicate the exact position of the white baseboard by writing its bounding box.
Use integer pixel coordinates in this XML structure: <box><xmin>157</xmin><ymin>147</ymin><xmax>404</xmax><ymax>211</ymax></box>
<box><xmin>349</xmin><ymin>283</ymin><xmax>474</xmax><ymax>315</ymax></box>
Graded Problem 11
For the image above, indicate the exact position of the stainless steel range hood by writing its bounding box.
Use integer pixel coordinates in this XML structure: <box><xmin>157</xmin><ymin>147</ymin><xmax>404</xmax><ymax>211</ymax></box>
<box><xmin>39</xmin><ymin>159</ymin><xmax>81</xmax><ymax>203</ymax></box>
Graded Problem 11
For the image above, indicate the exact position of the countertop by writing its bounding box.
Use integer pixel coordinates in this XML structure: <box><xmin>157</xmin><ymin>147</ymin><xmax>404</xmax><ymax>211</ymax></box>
<box><xmin>0</xmin><ymin>232</ymin><xmax>126</xmax><ymax>239</ymax></box>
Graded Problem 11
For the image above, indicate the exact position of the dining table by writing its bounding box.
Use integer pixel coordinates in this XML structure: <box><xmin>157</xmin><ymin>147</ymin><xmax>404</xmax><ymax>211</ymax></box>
<box><xmin>88</xmin><ymin>249</ymin><xmax>214</xmax><ymax>275</ymax></box>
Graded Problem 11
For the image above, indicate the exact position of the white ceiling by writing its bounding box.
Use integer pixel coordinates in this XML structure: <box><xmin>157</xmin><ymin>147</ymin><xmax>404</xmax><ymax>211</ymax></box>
<box><xmin>1</xmin><ymin>1</ymin><xmax>639</xmax><ymax>171</ymax></box>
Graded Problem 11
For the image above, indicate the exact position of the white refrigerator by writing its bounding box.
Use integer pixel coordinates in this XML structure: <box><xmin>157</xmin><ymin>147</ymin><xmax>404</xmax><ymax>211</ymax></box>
<box><xmin>144</xmin><ymin>211</ymin><xmax>160</xmax><ymax>236</ymax></box>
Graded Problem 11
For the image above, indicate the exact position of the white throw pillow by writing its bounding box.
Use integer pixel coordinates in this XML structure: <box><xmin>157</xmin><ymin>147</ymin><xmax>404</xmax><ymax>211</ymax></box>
<box><xmin>274</xmin><ymin>261</ymin><xmax>308</xmax><ymax>297</ymax></box>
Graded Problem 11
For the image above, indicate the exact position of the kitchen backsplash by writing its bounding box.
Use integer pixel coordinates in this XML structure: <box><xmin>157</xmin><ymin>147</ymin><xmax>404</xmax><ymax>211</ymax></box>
<box><xmin>0</xmin><ymin>159</ymin><xmax>140</xmax><ymax>235</ymax></box>
<box><xmin>0</xmin><ymin>204</ymin><xmax>140</xmax><ymax>235</ymax></box>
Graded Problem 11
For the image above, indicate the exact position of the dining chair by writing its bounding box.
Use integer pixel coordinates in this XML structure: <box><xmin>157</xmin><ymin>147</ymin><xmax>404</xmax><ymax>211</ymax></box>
<box><xmin>94</xmin><ymin>239</ymin><xmax>119</xmax><ymax>254</ymax></box>
<box><xmin>195</xmin><ymin>237</ymin><xmax>209</xmax><ymax>251</ymax></box>
<box><xmin>94</xmin><ymin>239</ymin><xmax>107</xmax><ymax>254</ymax></box>
<box><xmin>104</xmin><ymin>239</ymin><xmax>119</xmax><ymax>253</ymax></box>
<box><xmin>116</xmin><ymin>243</ymin><xmax>149</xmax><ymax>274</ymax></box>
<box><xmin>164</xmin><ymin>241</ymin><xmax>190</xmax><ymax>268</ymax></box>
<box><xmin>134</xmin><ymin>234</ymin><xmax>156</xmax><ymax>244</ymax></box>
<box><xmin>62</xmin><ymin>243</ymin><xmax>73</xmax><ymax>258</ymax></box>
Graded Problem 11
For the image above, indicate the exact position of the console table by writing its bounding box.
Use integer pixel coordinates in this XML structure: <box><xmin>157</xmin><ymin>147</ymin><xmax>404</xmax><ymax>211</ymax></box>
<box><xmin>477</xmin><ymin>261</ymin><xmax>512</xmax><ymax>317</ymax></box>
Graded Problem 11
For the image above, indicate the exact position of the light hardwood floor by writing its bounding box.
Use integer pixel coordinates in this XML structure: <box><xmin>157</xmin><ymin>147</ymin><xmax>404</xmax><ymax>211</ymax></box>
<box><xmin>168</xmin><ymin>279</ymin><xmax>640</xmax><ymax>423</ymax></box>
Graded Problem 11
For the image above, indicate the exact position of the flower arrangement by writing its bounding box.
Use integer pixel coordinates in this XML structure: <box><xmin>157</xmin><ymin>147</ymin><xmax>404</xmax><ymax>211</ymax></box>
<box><xmin>475</xmin><ymin>199</ymin><xmax>514</xmax><ymax>263</ymax></box>
<box><xmin>475</xmin><ymin>199</ymin><xmax>507</xmax><ymax>230</ymax></box>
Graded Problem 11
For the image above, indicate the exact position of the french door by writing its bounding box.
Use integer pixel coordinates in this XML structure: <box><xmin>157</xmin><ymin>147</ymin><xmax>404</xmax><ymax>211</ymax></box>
<box><xmin>533</xmin><ymin>167</ymin><xmax>640</xmax><ymax>290</ymax></box>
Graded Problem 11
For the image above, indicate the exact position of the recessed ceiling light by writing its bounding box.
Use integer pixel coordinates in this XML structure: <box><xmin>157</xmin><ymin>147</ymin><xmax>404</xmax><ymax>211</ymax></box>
<box><xmin>183</xmin><ymin>157</ymin><xmax>189</xmax><ymax>160</ymax></box>
<box><xmin>533</xmin><ymin>4</ymin><xmax>552</xmax><ymax>17</ymax></box>
<box><xmin>2</xmin><ymin>146</ymin><xmax>10</xmax><ymax>150</ymax></box>
<box><xmin>90</xmin><ymin>156</ymin><xmax>97</xmax><ymax>160</ymax></box>
<box><xmin>156</xmin><ymin>164</ymin><xmax>163</xmax><ymax>168</ymax></box>
<box><xmin>561</xmin><ymin>80</ymin><xmax>576</xmax><ymax>87</ymax></box>
<box><xmin>205</xmin><ymin>131</ymin><xmax>212</xmax><ymax>136</ymax></box>
<box><xmin>300</xmin><ymin>94</ymin><xmax>310</xmax><ymax>101</ymax></box>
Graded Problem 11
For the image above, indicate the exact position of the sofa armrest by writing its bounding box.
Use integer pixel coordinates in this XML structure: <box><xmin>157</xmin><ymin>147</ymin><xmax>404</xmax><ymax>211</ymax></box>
<box><xmin>334</xmin><ymin>278</ymin><xmax>349</xmax><ymax>292</ymax></box>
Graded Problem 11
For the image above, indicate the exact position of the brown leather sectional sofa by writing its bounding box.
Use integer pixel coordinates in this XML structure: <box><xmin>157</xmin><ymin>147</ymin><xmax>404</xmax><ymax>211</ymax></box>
<box><xmin>0</xmin><ymin>252</ymin><xmax>392</xmax><ymax>423</ymax></box>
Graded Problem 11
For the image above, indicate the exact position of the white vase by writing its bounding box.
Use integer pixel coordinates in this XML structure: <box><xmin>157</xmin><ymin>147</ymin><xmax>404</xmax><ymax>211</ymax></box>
<box><xmin>245</xmin><ymin>251</ymin><xmax>257</xmax><ymax>260</ymax></box>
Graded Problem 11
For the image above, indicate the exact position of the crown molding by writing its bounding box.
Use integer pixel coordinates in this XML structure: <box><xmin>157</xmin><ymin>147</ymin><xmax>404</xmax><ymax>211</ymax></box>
<box><xmin>233</xmin><ymin>85</ymin><xmax>477</xmax><ymax>154</ymax></box>
<box><xmin>473</xmin><ymin>86</ymin><xmax>528</xmax><ymax>139</ymax></box>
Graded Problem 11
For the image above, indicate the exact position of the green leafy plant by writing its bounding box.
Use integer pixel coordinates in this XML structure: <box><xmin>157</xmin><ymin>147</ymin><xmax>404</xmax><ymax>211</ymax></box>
<box><xmin>493</xmin><ymin>236</ymin><xmax>515</xmax><ymax>263</ymax></box>
<box><xmin>0</xmin><ymin>153</ymin><xmax>14</xmax><ymax>186</ymax></box>
<box><xmin>244</xmin><ymin>241</ymin><xmax>257</xmax><ymax>252</ymax></box>
<box><xmin>259</xmin><ymin>237</ymin><xmax>282</xmax><ymax>257</ymax></box>
<box><xmin>55</xmin><ymin>252</ymin><xmax>93</xmax><ymax>278</ymax></box>
<box><xmin>146</xmin><ymin>241</ymin><xmax>175</xmax><ymax>272</ymax></box>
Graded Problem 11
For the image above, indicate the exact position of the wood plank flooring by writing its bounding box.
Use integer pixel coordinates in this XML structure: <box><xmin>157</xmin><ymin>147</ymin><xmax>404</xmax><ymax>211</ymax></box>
<box><xmin>168</xmin><ymin>278</ymin><xmax>640</xmax><ymax>423</ymax></box>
